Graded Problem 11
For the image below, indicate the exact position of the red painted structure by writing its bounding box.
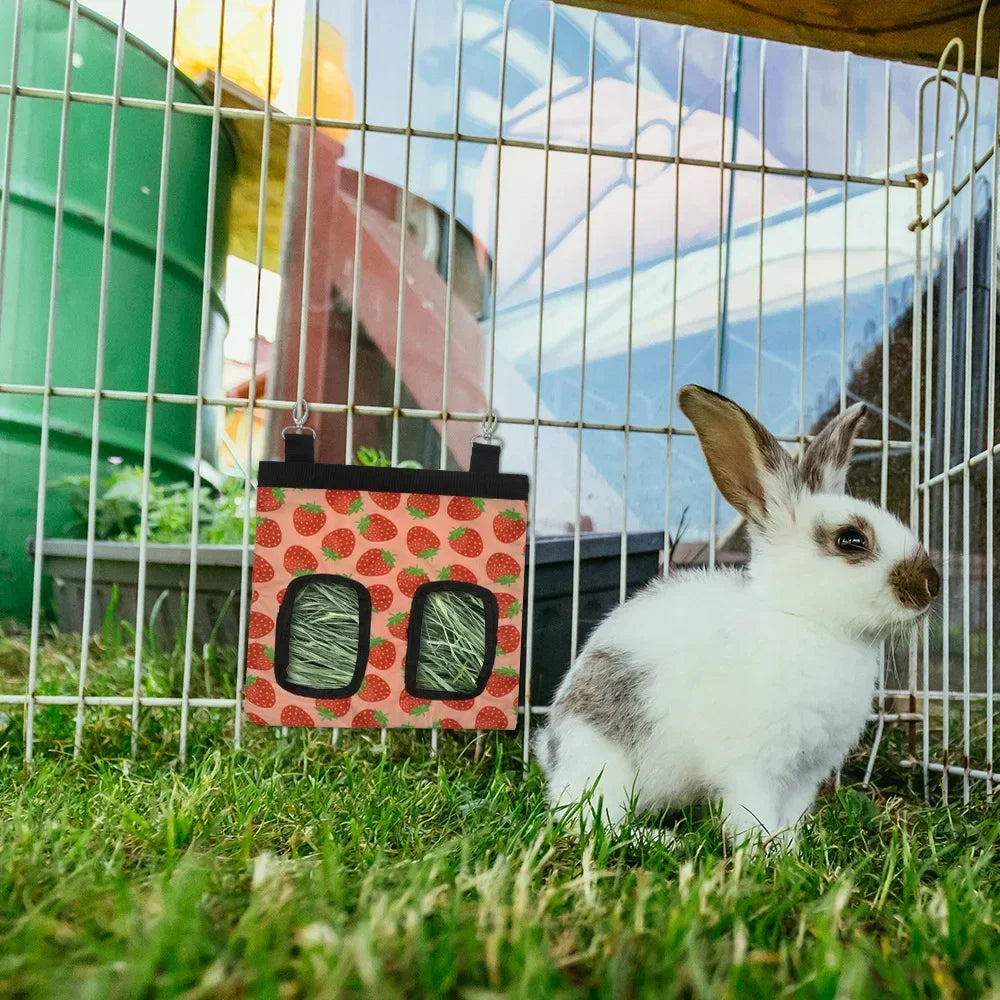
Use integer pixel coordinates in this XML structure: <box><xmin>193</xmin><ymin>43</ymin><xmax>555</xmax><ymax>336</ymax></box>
<box><xmin>267</xmin><ymin>128</ymin><xmax>488</xmax><ymax>467</ymax></box>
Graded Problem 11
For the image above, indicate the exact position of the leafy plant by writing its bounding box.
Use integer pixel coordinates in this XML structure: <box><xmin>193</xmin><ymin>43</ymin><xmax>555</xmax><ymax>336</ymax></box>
<box><xmin>53</xmin><ymin>466</ymin><xmax>255</xmax><ymax>545</ymax></box>
<box><xmin>53</xmin><ymin>446</ymin><xmax>421</xmax><ymax>546</ymax></box>
<box><xmin>356</xmin><ymin>446</ymin><xmax>422</xmax><ymax>470</ymax></box>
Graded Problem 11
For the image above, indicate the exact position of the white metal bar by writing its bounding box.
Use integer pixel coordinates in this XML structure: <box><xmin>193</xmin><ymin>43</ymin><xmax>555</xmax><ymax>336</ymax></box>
<box><xmin>874</xmin><ymin>63</ymin><xmax>891</xmax><ymax>732</ymax></box>
<box><xmin>178</xmin><ymin>0</ymin><xmax>228</xmax><ymax>762</ymax></box>
<box><xmin>618</xmin><ymin>22</ymin><xmax>642</xmax><ymax>607</ymax></box>
<box><xmin>72</xmin><ymin>0</ymin><xmax>129</xmax><ymax>756</ymax></box>
<box><xmin>939</xmin><ymin>47</ymin><xmax>966</xmax><ymax>801</ymax></box>
<box><xmin>798</xmin><ymin>49</ymin><xmax>809</xmax><ymax>455</ymax></box>
<box><xmin>521</xmin><ymin>3</ymin><xmax>558</xmax><ymax>770</ymax></box>
<box><xmin>0</xmin><ymin>0</ymin><xmax>24</xmax><ymax>334</ymax></box>
<box><xmin>986</xmin><ymin>33</ymin><xmax>1000</xmax><ymax>799</ymax></box>
<box><xmin>568</xmin><ymin>12</ymin><xmax>599</xmax><ymax>665</ymax></box>
<box><xmin>483</xmin><ymin>0</ymin><xmax>515</xmax><ymax>428</ymax></box>
<box><xmin>754</xmin><ymin>40</ymin><xmax>767</xmax><ymax>417</ymax></box>
<box><xmin>0</xmin><ymin>81</ymin><xmax>920</xmax><ymax>190</ymax></box>
<box><xmin>960</xmin><ymin>41</ymin><xmax>983</xmax><ymax>804</ymax></box>
<box><xmin>388</xmin><ymin>0</ymin><xmax>421</xmax><ymax>466</ymax></box>
<box><xmin>343</xmin><ymin>0</ymin><xmax>370</xmax><ymax>469</ymax></box>
<box><xmin>129</xmin><ymin>0</ymin><xmax>179</xmax><ymax>757</ymax></box>
<box><xmin>291</xmin><ymin>0</ymin><xmax>322</xmax><ymax>431</ymax></box>
<box><xmin>840</xmin><ymin>52</ymin><xmax>850</xmax><ymax>413</ymax></box>
<box><xmin>429</xmin><ymin>0</ymin><xmax>465</xmax><ymax>756</ymax></box>
<box><xmin>707</xmin><ymin>34</ymin><xmax>731</xmax><ymax>570</ymax></box>
<box><xmin>232</xmin><ymin>0</ymin><xmax>278</xmax><ymax>750</ymax></box>
<box><xmin>663</xmin><ymin>27</ymin><xmax>687</xmax><ymax>569</ymax></box>
<box><xmin>24</xmin><ymin>0</ymin><xmax>80</xmax><ymax>760</ymax></box>
<box><xmin>0</xmin><ymin>380</ymin><xmax>913</xmax><ymax>447</ymax></box>
<box><xmin>435</xmin><ymin>0</ymin><xmax>465</xmax><ymax>484</ymax></box>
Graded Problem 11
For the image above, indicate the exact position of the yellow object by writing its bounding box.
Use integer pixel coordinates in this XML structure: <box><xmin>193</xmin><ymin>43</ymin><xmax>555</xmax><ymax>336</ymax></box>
<box><xmin>298</xmin><ymin>18</ymin><xmax>354</xmax><ymax>143</ymax></box>
<box><xmin>175</xmin><ymin>0</ymin><xmax>283</xmax><ymax>102</ymax></box>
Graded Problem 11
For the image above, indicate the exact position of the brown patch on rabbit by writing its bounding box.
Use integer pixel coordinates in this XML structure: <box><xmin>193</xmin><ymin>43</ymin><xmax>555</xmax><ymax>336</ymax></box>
<box><xmin>555</xmin><ymin>647</ymin><xmax>647</xmax><ymax>754</ymax></box>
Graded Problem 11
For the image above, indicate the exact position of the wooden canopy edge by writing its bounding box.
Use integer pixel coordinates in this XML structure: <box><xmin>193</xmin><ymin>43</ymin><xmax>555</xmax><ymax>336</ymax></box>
<box><xmin>561</xmin><ymin>1</ymin><xmax>1000</xmax><ymax>73</ymax></box>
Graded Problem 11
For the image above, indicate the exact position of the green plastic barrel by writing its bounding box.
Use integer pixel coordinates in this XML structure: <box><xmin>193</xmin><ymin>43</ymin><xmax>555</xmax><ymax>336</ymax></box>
<box><xmin>0</xmin><ymin>0</ymin><xmax>237</xmax><ymax>620</ymax></box>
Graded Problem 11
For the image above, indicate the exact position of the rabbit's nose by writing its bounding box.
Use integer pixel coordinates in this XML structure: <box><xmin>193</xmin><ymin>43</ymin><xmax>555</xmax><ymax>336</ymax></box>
<box><xmin>890</xmin><ymin>555</ymin><xmax>940</xmax><ymax>610</ymax></box>
<box><xmin>924</xmin><ymin>565</ymin><xmax>940</xmax><ymax>600</ymax></box>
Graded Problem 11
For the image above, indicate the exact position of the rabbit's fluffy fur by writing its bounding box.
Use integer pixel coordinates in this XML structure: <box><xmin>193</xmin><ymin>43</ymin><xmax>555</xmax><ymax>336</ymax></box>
<box><xmin>536</xmin><ymin>385</ymin><xmax>938</xmax><ymax>851</ymax></box>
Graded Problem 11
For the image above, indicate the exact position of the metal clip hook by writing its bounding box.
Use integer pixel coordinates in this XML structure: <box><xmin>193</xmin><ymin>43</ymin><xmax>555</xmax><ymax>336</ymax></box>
<box><xmin>478</xmin><ymin>410</ymin><xmax>499</xmax><ymax>443</ymax></box>
<box><xmin>282</xmin><ymin>400</ymin><xmax>316</xmax><ymax>438</ymax></box>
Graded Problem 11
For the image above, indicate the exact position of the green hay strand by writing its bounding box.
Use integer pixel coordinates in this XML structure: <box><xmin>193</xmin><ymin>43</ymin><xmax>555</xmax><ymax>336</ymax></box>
<box><xmin>287</xmin><ymin>582</ymin><xmax>361</xmax><ymax>690</ymax></box>
<box><xmin>415</xmin><ymin>592</ymin><xmax>487</xmax><ymax>692</ymax></box>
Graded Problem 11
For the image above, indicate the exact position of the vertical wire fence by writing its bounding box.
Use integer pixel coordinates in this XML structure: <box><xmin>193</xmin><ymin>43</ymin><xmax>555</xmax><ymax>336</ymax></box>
<box><xmin>0</xmin><ymin>0</ymin><xmax>995</xmax><ymax>797</ymax></box>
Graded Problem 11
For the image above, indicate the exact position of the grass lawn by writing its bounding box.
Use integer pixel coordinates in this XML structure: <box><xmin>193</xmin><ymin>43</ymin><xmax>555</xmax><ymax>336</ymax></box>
<box><xmin>2</xmin><ymin>626</ymin><xmax>1000</xmax><ymax>997</ymax></box>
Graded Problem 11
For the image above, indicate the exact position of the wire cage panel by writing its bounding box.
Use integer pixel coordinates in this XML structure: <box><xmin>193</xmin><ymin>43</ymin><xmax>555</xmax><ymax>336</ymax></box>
<box><xmin>0</xmin><ymin>0</ymin><xmax>996</xmax><ymax>800</ymax></box>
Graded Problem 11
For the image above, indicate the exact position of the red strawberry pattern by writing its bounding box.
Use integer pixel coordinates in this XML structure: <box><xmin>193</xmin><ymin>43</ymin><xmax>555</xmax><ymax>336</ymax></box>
<box><xmin>407</xmin><ymin>526</ymin><xmax>440</xmax><ymax>559</ymax></box>
<box><xmin>406</xmin><ymin>493</ymin><xmax>439</xmax><ymax>519</ymax></box>
<box><xmin>357</xmin><ymin>548</ymin><xmax>396</xmax><ymax>576</ymax></box>
<box><xmin>368</xmin><ymin>637</ymin><xmax>396</xmax><ymax>670</ymax></box>
<box><xmin>448</xmin><ymin>526</ymin><xmax>483</xmax><ymax>558</ymax></box>
<box><xmin>359</xmin><ymin>513</ymin><xmax>398</xmax><ymax>542</ymax></box>
<box><xmin>293</xmin><ymin>503</ymin><xmax>327</xmax><ymax>536</ymax></box>
<box><xmin>447</xmin><ymin>496</ymin><xmax>485</xmax><ymax>521</ymax></box>
<box><xmin>399</xmin><ymin>691</ymin><xmax>431</xmax><ymax>716</ymax></box>
<box><xmin>281</xmin><ymin>704</ymin><xmax>315</xmax><ymax>727</ymax></box>
<box><xmin>487</xmin><ymin>553</ymin><xmax>521</xmax><ymax>585</ymax></box>
<box><xmin>244</xmin><ymin>676</ymin><xmax>276</xmax><ymax>708</ymax></box>
<box><xmin>493</xmin><ymin>508</ymin><xmax>526</xmax><ymax>543</ymax></box>
<box><xmin>438</xmin><ymin>564</ymin><xmax>477</xmax><ymax>584</ymax></box>
<box><xmin>358</xmin><ymin>674</ymin><xmax>391</xmax><ymax>703</ymax></box>
<box><xmin>368</xmin><ymin>584</ymin><xmax>394</xmax><ymax>612</ymax></box>
<box><xmin>370</xmin><ymin>491</ymin><xmax>401</xmax><ymax>510</ymax></box>
<box><xmin>486</xmin><ymin>667</ymin><xmax>519</xmax><ymax>697</ymax></box>
<box><xmin>244</xmin><ymin>483</ymin><xmax>526</xmax><ymax>732</ymax></box>
<box><xmin>256</xmin><ymin>486</ymin><xmax>285</xmax><ymax>513</ymax></box>
<box><xmin>284</xmin><ymin>545</ymin><xmax>318</xmax><ymax>575</ymax></box>
<box><xmin>353</xmin><ymin>709</ymin><xmax>388</xmax><ymax>728</ymax></box>
<box><xmin>257</xmin><ymin>519</ymin><xmax>282</xmax><ymax>548</ymax></box>
<box><xmin>496</xmin><ymin>593</ymin><xmax>521</xmax><ymax>619</ymax></box>
<box><xmin>326</xmin><ymin>489</ymin><xmax>363</xmax><ymax>515</ymax></box>
<box><xmin>387</xmin><ymin>612</ymin><xmax>409</xmax><ymax>640</ymax></box>
<box><xmin>249</xmin><ymin>611</ymin><xmax>274</xmax><ymax>639</ymax></box>
<box><xmin>496</xmin><ymin>625</ymin><xmax>521</xmax><ymax>654</ymax></box>
<box><xmin>247</xmin><ymin>643</ymin><xmax>274</xmax><ymax>671</ymax></box>
<box><xmin>321</xmin><ymin>528</ymin><xmax>355</xmax><ymax>561</ymax></box>
<box><xmin>398</xmin><ymin>566</ymin><xmax>430</xmax><ymax>597</ymax></box>
<box><xmin>475</xmin><ymin>706</ymin><xmax>509</xmax><ymax>729</ymax></box>
<box><xmin>253</xmin><ymin>554</ymin><xmax>275</xmax><ymax>583</ymax></box>
<box><xmin>316</xmin><ymin>697</ymin><xmax>351</xmax><ymax>719</ymax></box>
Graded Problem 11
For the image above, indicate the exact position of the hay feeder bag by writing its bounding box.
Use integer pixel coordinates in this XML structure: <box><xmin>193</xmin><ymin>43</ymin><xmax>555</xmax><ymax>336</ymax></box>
<box><xmin>244</xmin><ymin>429</ymin><xmax>529</xmax><ymax>732</ymax></box>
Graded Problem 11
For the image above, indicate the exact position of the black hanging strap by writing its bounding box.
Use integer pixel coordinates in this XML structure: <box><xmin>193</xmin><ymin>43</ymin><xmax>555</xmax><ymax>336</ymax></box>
<box><xmin>284</xmin><ymin>431</ymin><xmax>315</xmax><ymax>464</ymax></box>
<box><xmin>469</xmin><ymin>440</ymin><xmax>501</xmax><ymax>475</ymax></box>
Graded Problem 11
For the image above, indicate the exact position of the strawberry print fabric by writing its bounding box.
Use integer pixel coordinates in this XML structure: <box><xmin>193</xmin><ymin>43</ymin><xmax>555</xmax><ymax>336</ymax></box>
<box><xmin>244</xmin><ymin>485</ymin><xmax>527</xmax><ymax>731</ymax></box>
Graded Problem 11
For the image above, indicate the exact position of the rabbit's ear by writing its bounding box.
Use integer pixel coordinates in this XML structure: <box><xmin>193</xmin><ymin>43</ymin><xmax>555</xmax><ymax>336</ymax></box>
<box><xmin>798</xmin><ymin>402</ymin><xmax>867</xmax><ymax>495</ymax></box>
<box><xmin>678</xmin><ymin>385</ymin><xmax>795</xmax><ymax>527</ymax></box>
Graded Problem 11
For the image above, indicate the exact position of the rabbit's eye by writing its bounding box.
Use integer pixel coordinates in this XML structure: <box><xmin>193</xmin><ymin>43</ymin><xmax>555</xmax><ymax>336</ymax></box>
<box><xmin>836</xmin><ymin>528</ymin><xmax>868</xmax><ymax>553</ymax></box>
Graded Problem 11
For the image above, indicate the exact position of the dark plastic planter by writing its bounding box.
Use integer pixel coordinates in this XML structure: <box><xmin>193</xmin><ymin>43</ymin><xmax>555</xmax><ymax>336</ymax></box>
<box><xmin>36</xmin><ymin>532</ymin><xmax>665</xmax><ymax>700</ymax></box>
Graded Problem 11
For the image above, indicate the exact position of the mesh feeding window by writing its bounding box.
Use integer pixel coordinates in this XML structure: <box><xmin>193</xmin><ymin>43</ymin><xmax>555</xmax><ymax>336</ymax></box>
<box><xmin>406</xmin><ymin>583</ymin><xmax>499</xmax><ymax>699</ymax></box>
<box><xmin>276</xmin><ymin>575</ymin><xmax>371</xmax><ymax>698</ymax></box>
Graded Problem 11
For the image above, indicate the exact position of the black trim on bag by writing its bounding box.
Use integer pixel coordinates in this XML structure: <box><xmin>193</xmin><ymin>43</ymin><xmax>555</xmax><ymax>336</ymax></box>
<box><xmin>404</xmin><ymin>581</ymin><xmax>499</xmax><ymax>700</ymax></box>
<box><xmin>258</xmin><ymin>459</ymin><xmax>529</xmax><ymax>500</ymax></box>
<box><xmin>273</xmin><ymin>573</ymin><xmax>371</xmax><ymax>699</ymax></box>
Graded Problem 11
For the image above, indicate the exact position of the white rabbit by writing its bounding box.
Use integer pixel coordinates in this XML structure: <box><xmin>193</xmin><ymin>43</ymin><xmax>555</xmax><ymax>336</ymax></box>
<box><xmin>535</xmin><ymin>384</ymin><xmax>939</xmax><ymax>850</ymax></box>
